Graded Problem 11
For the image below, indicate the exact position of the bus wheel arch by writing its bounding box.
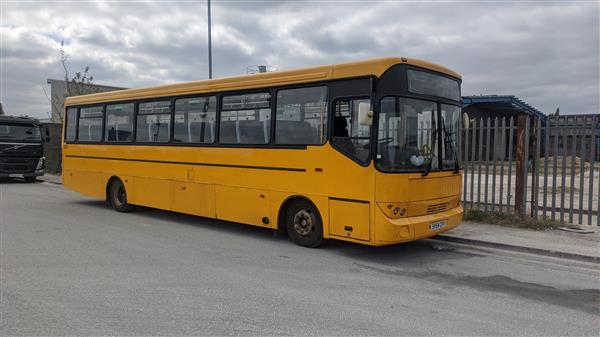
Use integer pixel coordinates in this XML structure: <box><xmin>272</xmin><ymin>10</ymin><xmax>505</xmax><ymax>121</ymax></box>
<box><xmin>106</xmin><ymin>176</ymin><xmax>134</xmax><ymax>212</ymax></box>
<box><xmin>278</xmin><ymin>196</ymin><xmax>324</xmax><ymax>248</ymax></box>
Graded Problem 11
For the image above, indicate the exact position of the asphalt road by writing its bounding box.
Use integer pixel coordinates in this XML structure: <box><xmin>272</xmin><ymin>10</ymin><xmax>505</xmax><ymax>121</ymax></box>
<box><xmin>1</xmin><ymin>180</ymin><xmax>599</xmax><ymax>336</ymax></box>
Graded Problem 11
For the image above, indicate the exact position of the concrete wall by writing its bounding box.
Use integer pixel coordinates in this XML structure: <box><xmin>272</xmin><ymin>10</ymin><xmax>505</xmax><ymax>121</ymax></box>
<box><xmin>47</xmin><ymin>79</ymin><xmax>126</xmax><ymax>123</ymax></box>
<box><xmin>41</xmin><ymin>122</ymin><xmax>62</xmax><ymax>174</ymax></box>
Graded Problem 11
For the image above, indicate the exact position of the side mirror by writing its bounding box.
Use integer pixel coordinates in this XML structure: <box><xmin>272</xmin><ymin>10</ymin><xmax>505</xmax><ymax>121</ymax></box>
<box><xmin>358</xmin><ymin>102</ymin><xmax>373</xmax><ymax>126</ymax></box>
<box><xmin>462</xmin><ymin>113</ymin><xmax>470</xmax><ymax>130</ymax></box>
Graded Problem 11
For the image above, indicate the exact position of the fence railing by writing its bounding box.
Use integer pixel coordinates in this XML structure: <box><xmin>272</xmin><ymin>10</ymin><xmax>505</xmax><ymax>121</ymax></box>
<box><xmin>461</xmin><ymin>115</ymin><xmax>599</xmax><ymax>226</ymax></box>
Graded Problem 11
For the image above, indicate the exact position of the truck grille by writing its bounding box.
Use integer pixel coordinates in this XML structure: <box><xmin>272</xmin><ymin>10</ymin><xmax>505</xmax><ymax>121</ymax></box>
<box><xmin>427</xmin><ymin>202</ymin><xmax>449</xmax><ymax>214</ymax></box>
<box><xmin>0</xmin><ymin>157</ymin><xmax>38</xmax><ymax>173</ymax></box>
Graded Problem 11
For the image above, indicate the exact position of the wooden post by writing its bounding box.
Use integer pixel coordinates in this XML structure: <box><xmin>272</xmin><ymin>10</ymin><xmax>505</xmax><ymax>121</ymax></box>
<box><xmin>515</xmin><ymin>115</ymin><xmax>526</xmax><ymax>215</ymax></box>
<box><xmin>530</xmin><ymin>117</ymin><xmax>539</xmax><ymax>217</ymax></box>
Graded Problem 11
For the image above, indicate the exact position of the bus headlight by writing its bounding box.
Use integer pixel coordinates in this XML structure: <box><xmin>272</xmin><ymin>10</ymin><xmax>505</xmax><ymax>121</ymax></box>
<box><xmin>36</xmin><ymin>157</ymin><xmax>45</xmax><ymax>171</ymax></box>
<box><xmin>378</xmin><ymin>202</ymin><xmax>409</xmax><ymax>219</ymax></box>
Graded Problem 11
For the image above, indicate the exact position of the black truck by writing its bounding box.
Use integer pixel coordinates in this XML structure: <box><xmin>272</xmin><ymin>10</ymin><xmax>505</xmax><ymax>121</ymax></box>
<box><xmin>0</xmin><ymin>116</ymin><xmax>48</xmax><ymax>182</ymax></box>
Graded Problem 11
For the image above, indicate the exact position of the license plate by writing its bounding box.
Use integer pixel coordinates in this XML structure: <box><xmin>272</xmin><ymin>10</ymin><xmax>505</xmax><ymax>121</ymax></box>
<box><xmin>429</xmin><ymin>220</ymin><xmax>447</xmax><ymax>231</ymax></box>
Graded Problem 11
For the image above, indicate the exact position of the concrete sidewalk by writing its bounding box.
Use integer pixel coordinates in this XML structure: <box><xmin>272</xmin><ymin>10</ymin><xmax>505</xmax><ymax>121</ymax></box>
<box><xmin>38</xmin><ymin>174</ymin><xmax>62</xmax><ymax>184</ymax></box>
<box><xmin>437</xmin><ymin>221</ymin><xmax>600</xmax><ymax>263</ymax></box>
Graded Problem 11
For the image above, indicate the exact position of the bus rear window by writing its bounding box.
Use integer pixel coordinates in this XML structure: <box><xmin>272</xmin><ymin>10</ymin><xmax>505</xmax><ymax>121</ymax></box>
<box><xmin>407</xmin><ymin>69</ymin><xmax>460</xmax><ymax>101</ymax></box>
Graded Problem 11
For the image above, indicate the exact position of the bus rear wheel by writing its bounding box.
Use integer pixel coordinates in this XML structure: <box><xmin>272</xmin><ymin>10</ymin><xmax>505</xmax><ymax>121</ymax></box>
<box><xmin>109</xmin><ymin>179</ymin><xmax>134</xmax><ymax>212</ymax></box>
<box><xmin>285</xmin><ymin>199</ymin><xmax>323</xmax><ymax>248</ymax></box>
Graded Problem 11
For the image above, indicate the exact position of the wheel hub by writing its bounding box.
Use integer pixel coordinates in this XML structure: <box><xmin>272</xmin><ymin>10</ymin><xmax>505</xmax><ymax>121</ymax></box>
<box><xmin>293</xmin><ymin>209</ymin><xmax>314</xmax><ymax>236</ymax></box>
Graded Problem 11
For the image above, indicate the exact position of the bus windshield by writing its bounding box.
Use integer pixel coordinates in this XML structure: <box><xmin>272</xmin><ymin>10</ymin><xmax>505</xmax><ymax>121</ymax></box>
<box><xmin>376</xmin><ymin>97</ymin><xmax>460</xmax><ymax>173</ymax></box>
<box><xmin>0</xmin><ymin>124</ymin><xmax>42</xmax><ymax>142</ymax></box>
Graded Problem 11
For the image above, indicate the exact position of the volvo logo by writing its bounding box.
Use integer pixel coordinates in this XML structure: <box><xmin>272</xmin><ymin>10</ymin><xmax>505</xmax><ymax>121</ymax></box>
<box><xmin>0</xmin><ymin>143</ymin><xmax>31</xmax><ymax>154</ymax></box>
<box><xmin>5</xmin><ymin>144</ymin><xmax>25</xmax><ymax>151</ymax></box>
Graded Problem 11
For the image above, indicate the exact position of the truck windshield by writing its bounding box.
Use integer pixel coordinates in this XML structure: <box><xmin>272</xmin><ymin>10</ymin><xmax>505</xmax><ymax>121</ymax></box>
<box><xmin>0</xmin><ymin>124</ymin><xmax>42</xmax><ymax>142</ymax></box>
<box><xmin>376</xmin><ymin>97</ymin><xmax>461</xmax><ymax>173</ymax></box>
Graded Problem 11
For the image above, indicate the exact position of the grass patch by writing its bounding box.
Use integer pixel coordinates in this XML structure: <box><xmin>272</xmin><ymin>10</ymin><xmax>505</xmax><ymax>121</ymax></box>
<box><xmin>464</xmin><ymin>209</ymin><xmax>562</xmax><ymax>230</ymax></box>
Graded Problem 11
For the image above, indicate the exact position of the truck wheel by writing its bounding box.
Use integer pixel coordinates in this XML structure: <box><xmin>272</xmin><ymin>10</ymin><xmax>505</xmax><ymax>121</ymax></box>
<box><xmin>285</xmin><ymin>199</ymin><xmax>323</xmax><ymax>248</ymax></box>
<box><xmin>109</xmin><ymin>179</ymin><xmax>134</xmax><ymax>212</ymax></box>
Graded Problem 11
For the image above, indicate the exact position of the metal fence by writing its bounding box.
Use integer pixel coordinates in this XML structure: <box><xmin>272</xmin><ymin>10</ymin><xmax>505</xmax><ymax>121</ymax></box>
<box><xmin>461</xmin><ymin>115</ymin><xmax>599</xmax><ymax>226</ymax></box>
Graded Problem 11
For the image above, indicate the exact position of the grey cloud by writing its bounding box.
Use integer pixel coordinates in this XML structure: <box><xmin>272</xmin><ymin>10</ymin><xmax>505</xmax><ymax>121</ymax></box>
<box><xmin>0</xmin><ymin>1</ymin><xmax>597</xmax><ymax>118</ymax></box>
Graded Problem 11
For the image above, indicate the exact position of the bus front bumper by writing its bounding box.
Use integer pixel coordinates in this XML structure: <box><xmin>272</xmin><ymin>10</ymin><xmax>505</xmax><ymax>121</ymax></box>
<box><xmin>374</xmin><ymin>205</ymin><xmax>463</xmax><ymax>246</ymax></box>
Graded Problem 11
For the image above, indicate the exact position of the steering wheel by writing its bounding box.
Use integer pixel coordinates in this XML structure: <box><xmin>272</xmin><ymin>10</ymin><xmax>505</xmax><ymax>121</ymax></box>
<box><xmin>377</xmin><ymin>137</ymin><xmax>394</xmax><ymax>145</ymax></box>
<box><xmin>420</xmin><ymin>144</ymin><xmax>433</xmax><ymax>156</ymax></box>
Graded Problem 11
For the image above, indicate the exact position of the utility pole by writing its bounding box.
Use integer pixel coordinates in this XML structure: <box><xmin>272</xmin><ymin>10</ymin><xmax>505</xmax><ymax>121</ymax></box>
<box><xmin>207</xmin><ymin>0</ymin><xmax>212</xmax><ymax>79</ymax></box>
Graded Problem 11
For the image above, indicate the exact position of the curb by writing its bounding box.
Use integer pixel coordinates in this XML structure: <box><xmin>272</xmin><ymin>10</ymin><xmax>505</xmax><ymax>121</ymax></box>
<box><xmin>433</xmin><ymin>234</ymin><xmax>599</xmax><ymax>264</ymax></box>
<box><xmin>38</xmin><ymin>176</ymin><xmax>62</xmax><ymax>185</ymax></box>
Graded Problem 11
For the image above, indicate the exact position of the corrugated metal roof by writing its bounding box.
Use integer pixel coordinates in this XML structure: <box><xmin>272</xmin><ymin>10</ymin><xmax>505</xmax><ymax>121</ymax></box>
<box><xmin>462</xmin><ymin>95</ymin><xmax>545</xmax><ymax>119</ymax></box>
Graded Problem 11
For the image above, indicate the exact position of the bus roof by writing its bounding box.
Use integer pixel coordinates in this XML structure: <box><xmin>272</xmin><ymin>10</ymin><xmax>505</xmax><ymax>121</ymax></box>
<box><xmin>65</xmin><ymin>57</ymin><xmax>461</xmax><ymax>106</ymax></box>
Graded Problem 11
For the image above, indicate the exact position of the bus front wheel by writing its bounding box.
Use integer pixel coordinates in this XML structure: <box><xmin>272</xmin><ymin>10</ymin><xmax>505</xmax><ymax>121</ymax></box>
<box><xmin>285</xmin><ymin>199</ymin><xmax>323</xmax><ymax>248</ymax></box>
<box><xmin>109</xmin><ymin>179</ymin><xmax>134</xmax><ymax>212</ymax></box>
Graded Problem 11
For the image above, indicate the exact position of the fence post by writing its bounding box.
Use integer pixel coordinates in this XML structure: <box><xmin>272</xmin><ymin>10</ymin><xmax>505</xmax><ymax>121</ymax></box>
<box><xmin>507</xmin><ymin>117</ymin><xmax>514</xmax><ymax>213</ymax></box>
<box><xmin>515</xmin><ymin>115</ymin><xmax>527</xmax><ymax>215</ymax></box>
<box><xmin>532</xmin><ymin>117</ymin><xmax>541</xmax><ymax>218</ymax></box>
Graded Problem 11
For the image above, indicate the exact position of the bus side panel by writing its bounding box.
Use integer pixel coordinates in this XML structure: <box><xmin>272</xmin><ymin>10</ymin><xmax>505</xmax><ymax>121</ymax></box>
<box><xmin>215</xmin><ymin>185</ymin><xmax>270</xmax><ymax>228</ymax></box>
<box><xmin>170</xmin><ymin>181</ymin><xmax>216</xmax><ymax>218</ymax></box>
<box><xmin>62</xmin><ymin>168</ymin><xmax>106</xmax><ymax>199</ymax></box>
<box><xmin>329</xmin><ymin>199</ymin><xmax>370</xmax><ymax>241</ymax></box>
<box><xmin>131</xmin><ymin>177</ymin><xmax>171</xmax><ymax>210</ymax></box>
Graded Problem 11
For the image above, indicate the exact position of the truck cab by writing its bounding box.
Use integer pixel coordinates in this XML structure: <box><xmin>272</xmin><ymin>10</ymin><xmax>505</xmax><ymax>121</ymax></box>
<box><xmin>0</xmin><ymin>116</ymin><xmax>46</xmax><ymax>182</ymax></box>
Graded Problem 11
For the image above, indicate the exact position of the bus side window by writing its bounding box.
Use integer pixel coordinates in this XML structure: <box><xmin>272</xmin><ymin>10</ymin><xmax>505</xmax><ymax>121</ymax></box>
<box><xmin>105</xmin><ymin>103</ymin><xmax>134</xmax><ymax>142</ymax></box>
<box><xmin>65</xmin><ymin>107</ymin><xmax>78</xmax><ymax>142</ymax></box>
<box><xmin>220</xmin><ymin>92</ymin><xmax>271</xmax><ymax>145</ymax></box>
<box><xmin>332</xmin><ymin>98</ymin><xmax>371</xmax><ymax>164</ymax></box>
<box><xmin>174</xmin><ymin>96</ymin><xmax>216</xmax><ymax>144</ymax></box>
<box><xmin>136</xmin><ymin>100</ymin><xmax>171</xmax><ymax>143</ymax></box>
<box><xmin>275</xmin><ymin>86</ymin><xmax>328</xmax><ymax>145</ymax></box>
<box><xmin>77</xmin><ymin>106</ymin><xmax>104</xmax><ymax>142</ymax></box>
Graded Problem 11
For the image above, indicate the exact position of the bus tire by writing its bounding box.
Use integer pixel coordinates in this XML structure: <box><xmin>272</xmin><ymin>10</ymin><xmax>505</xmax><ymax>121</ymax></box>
<box><xmin>285</xmin><ymin>199</ymin><xmax>323</xmax><ymax>248</ymax></box>
<box><xmin>108</xmin><ymin>178</ymin><xmax>134</xmax><ymax>212</ymax></box>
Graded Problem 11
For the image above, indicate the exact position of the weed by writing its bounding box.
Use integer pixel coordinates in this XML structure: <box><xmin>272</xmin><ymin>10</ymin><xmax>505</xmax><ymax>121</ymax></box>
<box><xmin>463</xmin><ymin>209</ymin><xmax>562</xmax><ymax>230</ymax></box>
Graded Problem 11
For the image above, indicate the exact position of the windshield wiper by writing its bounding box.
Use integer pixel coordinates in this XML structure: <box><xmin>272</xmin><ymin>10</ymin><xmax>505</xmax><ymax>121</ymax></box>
<box><xmin>442</xmin><ymin>117</ymin><xmax>460</xmax><ymax>174</ymax></box>
<box><xmin>24</xmin><ymin>126</ymin><xmax>35</xmax><ymax>135</ymax></box>
<box><xmin>422</xmin><ymin>114</ymin><xmax>437</xmax><ymax>177</ymax></box>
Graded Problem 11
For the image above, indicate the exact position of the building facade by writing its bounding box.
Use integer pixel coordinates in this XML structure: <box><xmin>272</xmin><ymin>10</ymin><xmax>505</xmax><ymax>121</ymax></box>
<box><xmin>47</xmin><ymin>79</ymin><xmax>126</xmax><ymax>123</ymax></box>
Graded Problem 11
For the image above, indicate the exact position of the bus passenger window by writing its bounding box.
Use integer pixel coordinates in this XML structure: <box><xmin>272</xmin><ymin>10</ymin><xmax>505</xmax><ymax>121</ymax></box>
<box><xmin>136</xmin><ymin>101</ymin><xmax>171</xmax><ymax>143</ymax></box>
<box><xmin>220</xmin><ymin>92</ymin><xmax>271</xmax><ymax>144</ymax></box>
<box><xmin>105</xmin><ymin>103</ymin><xmax>134</xmax><ymax>142</ymax></box>
<box><xmin>65</xmin><ymin>108</ymin><xmax>78</xmax><ymax>142</ymax></box>
<box><xmin>332</xmin><ymin>98</ymin><xmax>371</xmax><ymax>163</ymax></box>
<box><xmin>77</xmin><ymin>106</ymin><xmax>103</xmax><ymax>142</ymax></box>
<box><xmin>275</xmin><ymin>86</ymin><xmax>328</xmax><ymax>145</ymax></box>
<box><xmin>174</xmin><ymin>96</ymin><xmax>216</xmax><ymax>144</ymax></box>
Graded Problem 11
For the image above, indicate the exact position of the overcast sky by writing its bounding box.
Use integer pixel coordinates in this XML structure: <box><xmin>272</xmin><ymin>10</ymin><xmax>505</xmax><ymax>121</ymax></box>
<box><xmin>1</xmin><ymin>1</ymin><xmax>598</xmax><ymax>119</ymax></box>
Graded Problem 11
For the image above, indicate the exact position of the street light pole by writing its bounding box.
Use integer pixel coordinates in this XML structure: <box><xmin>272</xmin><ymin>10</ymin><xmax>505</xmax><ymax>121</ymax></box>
<box><xmin>207</xmin><ymin>0</ymin><xmax>212</xmax><ymax>79</ymax></box>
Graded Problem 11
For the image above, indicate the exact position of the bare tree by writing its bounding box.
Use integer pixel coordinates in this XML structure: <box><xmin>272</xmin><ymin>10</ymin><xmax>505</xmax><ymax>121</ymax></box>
<box><xmin>44</xmin><ymin>41</ymin><xmax>100</xmax><ymax>122</ymax></box>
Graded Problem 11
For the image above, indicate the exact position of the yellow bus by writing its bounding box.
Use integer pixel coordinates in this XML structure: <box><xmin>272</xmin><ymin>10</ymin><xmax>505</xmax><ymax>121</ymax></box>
<box><xmin>62</xmin><ymin>57</ymin><xmax>463</xmax><ymax>247</ymax></box>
